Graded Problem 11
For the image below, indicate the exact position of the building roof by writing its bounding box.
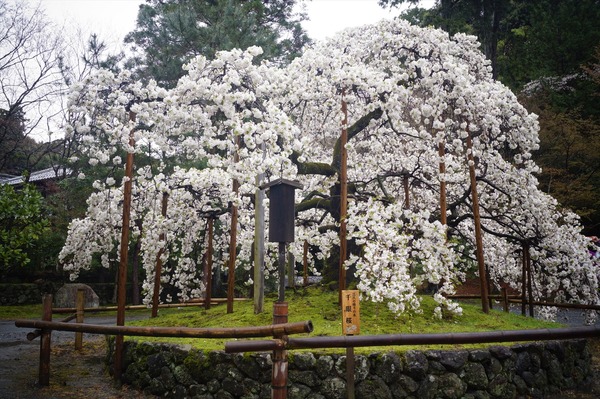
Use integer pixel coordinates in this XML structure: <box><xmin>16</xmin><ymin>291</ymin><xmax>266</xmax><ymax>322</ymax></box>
<box><xmin>0</xmin><ymin>167</ymin><xmax>71</xmax><ymax>186</ymax></box>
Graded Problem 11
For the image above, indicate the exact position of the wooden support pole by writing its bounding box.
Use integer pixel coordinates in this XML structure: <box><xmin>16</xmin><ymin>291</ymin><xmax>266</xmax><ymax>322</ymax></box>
<box><xmin>526</xmin><ymin>243</ymin><xmax>534</xmax><ymax>317</ymax></box>
<box><xmin>501</xmin><ymin>286</ymin><xmax>509</xmax><ymax>313</ymax></box>
<box><xmin>303</xmin><ymin>240</ymin><xmax>309</xmax><ymax>287</ymax></box>
<box><xmin>278</xmin><ymin>242</ymin><xmax>286</xmax><ymax>303</ymax></box>
<box><xmin>521</xmin><ymin>244</ymin><xmax>527</xmax><ymax>317</ymax></box>
<box><xmin>227</xmin><ymin>136</ymin><xmax>240</xmax><ymax>314</ymax></box>
<box><xmin>339</xmin><ymin>89</ymin><xmax>348</xmax><ymax>305</ymax></box>
<box><xmin>152</xmin><ymin>192</ymin><xmax>169</xmax><ymax>318</ymax></box>
<box><xmin>466</xmin><ymin>131</ymin><xmax>489</xmax><ymax>314</ymax></box>
<box><xmin>75</xmin><ymin>289</ymin><xmax>84</xmax><ymax>350</ymax></box>
<box><xmin>403</xmin><ymin>173</ymin><xmax>413</xmax><ymax>277</ymax></box>
<box><xmin>39</xmin><ymin>294</ymin><xmax>52</xmax><ymax>386</ymax></box>
<box><xmin>205</xmin><ymin>217</ymin><xmax>214</xmax><ymax>310</ymax></box>
<box><xmin>227</xmin><ymin>197</ymin><xmax>238</xmax><ymax>313</ymax></box>
<box><xmin>51</xmin><ymin>298</ymin><xmax>248</xmax><ymax>314</ymax></box>
<box><xmin>438</xmin><ymin>140</ymin><xmax>447</xmax><ymax>226</ymax></box>
<box><xmin>253</xmin><ymin>178</ymin><xmax>265</xmax><ymax>314</ymax></box>
<box><xmin>115</xmin><ymin>111</ymin><xmax>136</xmax><ymax>381</ymax></box>
<box><xmin>287</xmin><ymin>252</ymin><xmax>296</xmax><ymax>290</ymax></box>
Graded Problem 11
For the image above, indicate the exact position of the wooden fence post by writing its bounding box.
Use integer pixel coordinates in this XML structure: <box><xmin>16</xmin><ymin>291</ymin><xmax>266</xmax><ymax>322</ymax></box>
<box><xmin>39</xmin><ymin>294</ymin><xmax>52</xmax><ymax>386</ymax></box>
<box><xmin>75</xmin><ymin>289</ymin><xmax>84</xmax><ymax>350</ymax></box>
<box><xmin>272</xmin><ymin>302</ymin><xmax>289</xmax><ymax>399</ymax></box>
<box><xmin>501</xmin><ymin>286</ymin><xmax>509</xmax><ymax>313</ymax></box>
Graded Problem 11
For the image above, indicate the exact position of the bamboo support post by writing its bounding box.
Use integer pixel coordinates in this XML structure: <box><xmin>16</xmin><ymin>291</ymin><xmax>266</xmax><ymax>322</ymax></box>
<box><xmin>448</xmin><ymin>294</ymin><xmax>520</xmax><ymax>300</ymax></box>
<box><xmin>51</xmin><ymin>298</ymin><xmax>248</xmax><ymax>314</ymax></box>
<box><xmin>75</xmin><ymin>289</ymin><xmax>84</xmax><ymax>350</ymax></box>
<box><xmin>226</xmin><ymin>325</ymin><xmax>600</xmax><ymax>353</ymax></box>
<box><xmin>448</xmin><ymin>295</ymin><xmax>600</xmax><ymax>311</ymax></box>
<box><xmin>27</xmin><ymin>313</ymin><xmax>76</xmax><ymax>341</ymax></box>
<box><xmin>507</xmin><ymin>299</ymin><xmax>600</xmax><ymax>311</ymax></box>
<box><xmin>15</xmin><ymin>319</ymin><xmax>313</xmax><ymax>339</ymax></box>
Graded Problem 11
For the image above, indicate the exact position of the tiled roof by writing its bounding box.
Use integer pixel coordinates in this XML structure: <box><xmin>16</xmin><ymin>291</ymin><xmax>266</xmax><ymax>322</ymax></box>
<box><xmin>0</xmin><ymin>167</ymin><xmax>71</xmax><ymax>185</ymax></box>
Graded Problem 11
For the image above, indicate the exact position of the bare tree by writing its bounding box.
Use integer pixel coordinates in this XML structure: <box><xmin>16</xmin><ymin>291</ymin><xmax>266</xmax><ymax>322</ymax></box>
<box><xmin>0</xmin><ymin>0</ymin><xmax>67</xmax><ymax>175</ymax></box>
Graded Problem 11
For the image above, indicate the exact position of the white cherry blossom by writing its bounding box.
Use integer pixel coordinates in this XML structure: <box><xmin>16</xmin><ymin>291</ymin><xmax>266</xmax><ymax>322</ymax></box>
<box><xmin>59</xmin><ymin>20</ymin><xmax>598</xmax><ymax>319</ymax></box>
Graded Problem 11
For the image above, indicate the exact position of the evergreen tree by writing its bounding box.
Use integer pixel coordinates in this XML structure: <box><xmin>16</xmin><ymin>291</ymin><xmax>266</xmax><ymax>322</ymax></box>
<box><xmin>124</xmin><ymin>0</ymin><xmax>310</xmax><ymax>87</ymax></box>
<box><xmin>497</xmin><ymin>0</ymin><xmax>600</xmax><ymax>90</ymax></box>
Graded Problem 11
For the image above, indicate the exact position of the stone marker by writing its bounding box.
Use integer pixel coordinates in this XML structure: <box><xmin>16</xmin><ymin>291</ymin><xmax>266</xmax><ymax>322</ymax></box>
<box><xmin>54</xmin><ymin>283</ymin><xmax>100</xmax><ymax>308</ymax></box>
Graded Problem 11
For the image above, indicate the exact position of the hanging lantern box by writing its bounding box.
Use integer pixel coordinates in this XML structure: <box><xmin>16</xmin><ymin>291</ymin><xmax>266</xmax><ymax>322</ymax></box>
<box><xmin>260</xmin><ymin>178</ymin><xmax>303</xmax><ymax>243</ymax></box>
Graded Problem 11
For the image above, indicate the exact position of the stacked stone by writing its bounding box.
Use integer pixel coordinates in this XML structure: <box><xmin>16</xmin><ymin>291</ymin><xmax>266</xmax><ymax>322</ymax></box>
<box><xmin>118</xmin><ymin>339</ymin><xmax>592</xmax><ymax>399</ymax></box>
<box><xmin>0</xmin><ymin>283</ymin><xmax>44</xmax><ymax>305</ymax></box>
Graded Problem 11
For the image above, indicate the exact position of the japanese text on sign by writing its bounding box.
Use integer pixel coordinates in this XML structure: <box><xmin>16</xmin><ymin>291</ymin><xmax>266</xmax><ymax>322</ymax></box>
<box><xmin>341</xmin><ymin>290</ymin><xmax>360</xmax><ymax>335</ymax></box>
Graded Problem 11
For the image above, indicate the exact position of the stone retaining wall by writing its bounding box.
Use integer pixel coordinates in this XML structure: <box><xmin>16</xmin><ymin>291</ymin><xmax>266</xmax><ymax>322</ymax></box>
<box><xmin>0</xmin><ymin>283</ymin><xmax>136</xmax><ymax>306</ymax></box>
<box><xmin>0</xmin><ymin>283</ymin><xmax>44</xmax><ymax>305</ymax></box>
<box><xmin>116</xmin><ymin>339</ymin><xmax>592</xmax><ymax>399</ymax></box>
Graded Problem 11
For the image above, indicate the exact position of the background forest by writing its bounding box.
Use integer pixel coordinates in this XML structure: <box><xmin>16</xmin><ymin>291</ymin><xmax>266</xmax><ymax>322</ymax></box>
<box><xmin>1</xmin><ymin>0</ymin><xmax>599</xmax><ymax>300</ymax></box>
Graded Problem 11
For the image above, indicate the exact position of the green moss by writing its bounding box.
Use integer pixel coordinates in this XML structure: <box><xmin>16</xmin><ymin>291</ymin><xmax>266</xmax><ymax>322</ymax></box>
<box><xmin>183</xmin><ymin>350</ymin><xmax>211</xmax><ymax>381</ymax></box>
<box><xmin>122</xmin><ymin>287</ymin><xmax>563</xmax><ymax>354</ymax></box>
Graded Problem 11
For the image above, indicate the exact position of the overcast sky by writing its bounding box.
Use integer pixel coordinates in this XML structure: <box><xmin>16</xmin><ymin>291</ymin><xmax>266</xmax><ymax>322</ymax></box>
<box><xmin>39</xmin><ymin>0</ymin><xmax>433</xmax><ymax>48</ymax></box>
<box><xmin>32</xmin><ymin>0</ymin><xmax>432</xmax><ymax>141</ymax></box>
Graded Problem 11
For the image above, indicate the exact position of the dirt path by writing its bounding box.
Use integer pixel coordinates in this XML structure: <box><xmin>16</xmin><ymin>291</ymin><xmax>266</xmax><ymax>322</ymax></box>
<box><xmin>0</xmin><ymin>316</ymin><xmax>154</xmax><ymax>399</ymax></box>
<box><xmin>0</xmin><ymin>335</ymin><xmax>152</xmax><ymax>399</ymax></box>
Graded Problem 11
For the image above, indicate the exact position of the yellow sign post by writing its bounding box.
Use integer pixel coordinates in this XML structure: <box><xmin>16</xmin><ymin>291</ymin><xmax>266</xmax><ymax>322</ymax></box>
<box><xmin>342</xmin><ymin>290</ymin><xmax>360</xmax><ymax>399</ymax></box>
